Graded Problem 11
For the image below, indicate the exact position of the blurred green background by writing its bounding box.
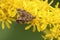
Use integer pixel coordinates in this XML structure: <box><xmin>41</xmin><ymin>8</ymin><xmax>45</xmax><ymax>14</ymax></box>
<box><xmin>0</xmin><ymin>0</ymin><xmax>60</xmax><ymax>40</ymax></box>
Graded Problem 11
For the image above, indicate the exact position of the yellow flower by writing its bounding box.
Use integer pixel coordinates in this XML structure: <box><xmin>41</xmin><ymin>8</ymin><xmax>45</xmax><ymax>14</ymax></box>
<box><xmin>0</xmin><ymin>0</ymin><xmax>60</xmax><ymax>39</ymax></box>
<box><xmin>0</xmin><ymin>0</ymin><xmax>60</xmax><ymax>40</ymax></box>
<box><xmin>43</xmin><ymin>25</ymin><xmax>60</xmax><ymax>40</ymax></box>
<box><xmin>22</xmin><ymin>0</ymin><xmax>54</xmax><ymax>32</ymax></box>
<box><xmin>0</xmin><ymin>0</ymin><xmax>17</xmax><ymax>29</ymax></box>
<box><xmin>41</xmin><ymin>1</ymin><xmax>60</xmax><ymax>40</ymax></box>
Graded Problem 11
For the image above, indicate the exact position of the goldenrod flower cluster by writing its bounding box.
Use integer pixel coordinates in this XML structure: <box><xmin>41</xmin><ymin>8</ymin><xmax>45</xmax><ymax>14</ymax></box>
<box><xmin>0</xmin><ymin>0</ymin><xmax>17</xmax><ymax>29</ymax></box>
<box><xmin>0</xmin><ymin>0</ymin><xmax>60</xmax><ymax>40</ymax></box>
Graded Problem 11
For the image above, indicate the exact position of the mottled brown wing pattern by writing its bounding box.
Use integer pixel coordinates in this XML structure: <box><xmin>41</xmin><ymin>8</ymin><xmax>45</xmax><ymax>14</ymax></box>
<box><xmin>16</xmin><ymin>9</ymin><xmax>35</xmax><ymax>24</ymax></box>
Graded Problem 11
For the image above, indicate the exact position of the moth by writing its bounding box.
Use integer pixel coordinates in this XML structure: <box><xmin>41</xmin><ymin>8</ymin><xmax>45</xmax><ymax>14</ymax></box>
<box><xmin>16</xmin><ymin>9</ymin><xmax>35</xmax><ymax>24</ymax></box>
